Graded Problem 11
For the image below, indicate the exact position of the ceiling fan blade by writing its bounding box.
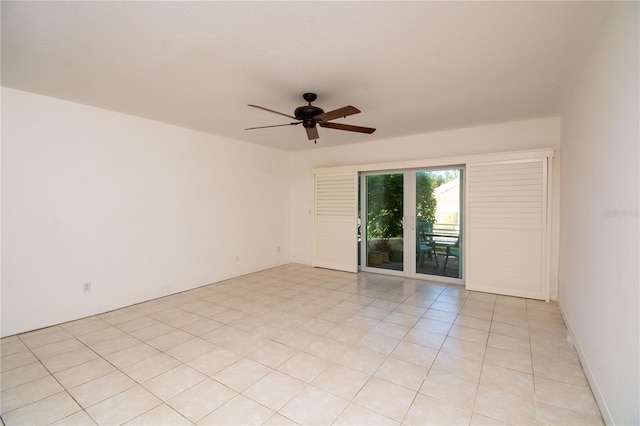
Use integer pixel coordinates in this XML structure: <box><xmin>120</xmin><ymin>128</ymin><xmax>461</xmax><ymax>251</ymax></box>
<box><xmin>313</xmin><ymin>105</ymin><xmax>361</xmax><ymax>123</ymax></box>
<box><xmin>245</xmin><ymin>122</ymin><xmax>300</xmax><ymax>130</ymax></box>
<box><xmin>305</xmin><ymin>126</ymin><xmax>320</xmax><ymax>140</ymax></box>
<box><xmin>248</xmin><ymin>104</ymin><xmax>297</xmax><ymax>120</ymax></box>
<box><xmin>320</xmin><ymin>122</ymin><xmax>376</xmax><ymax>134</ymax></box>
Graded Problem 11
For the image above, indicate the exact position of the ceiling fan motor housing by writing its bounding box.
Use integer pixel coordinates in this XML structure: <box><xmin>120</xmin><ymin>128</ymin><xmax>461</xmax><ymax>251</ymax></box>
<box><xmin>295</xmin><ymin>105</ymin><xmax>324</xmax><ymax>127</ymax></box>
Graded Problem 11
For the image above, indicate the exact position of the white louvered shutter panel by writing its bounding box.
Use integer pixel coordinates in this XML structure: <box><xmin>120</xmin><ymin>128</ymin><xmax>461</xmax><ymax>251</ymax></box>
<box><xmin>466</xmin><ymin>158</ymin><xmax>549</xmax><ymax>300</ymax></box>
<box><xmin>313</xmin><ymin>171</ymin><xmax>358</xmax><ymax>272</ymax></box>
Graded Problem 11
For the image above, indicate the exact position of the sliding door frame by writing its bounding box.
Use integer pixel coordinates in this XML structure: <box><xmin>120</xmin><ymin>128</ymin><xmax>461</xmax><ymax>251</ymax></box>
<box><xmin>359</xmin><ymin>167</ymin><xmax>465</xmax><ymax>284</ymax></box>
<box><xmin>359</xmin><ymin>170</ymin><xmax>407</xmax><ymax>277</ymax></box>
<box><xmin>410</xmin><ymin>166</ymin><xmax>465</xmax><ymax>285</ymax></box>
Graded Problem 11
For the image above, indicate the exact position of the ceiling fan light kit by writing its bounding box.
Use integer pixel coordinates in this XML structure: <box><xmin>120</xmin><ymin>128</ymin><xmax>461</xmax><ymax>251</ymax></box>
<box><xmin>246</xmin><ymin>93</ymin><xmax>375</xmax><ymax>143</ymax></box>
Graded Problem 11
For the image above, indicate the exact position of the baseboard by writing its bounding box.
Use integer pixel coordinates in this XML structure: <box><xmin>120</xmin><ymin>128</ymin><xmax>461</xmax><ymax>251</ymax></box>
<box><xmin>558</xmin><ymin>301</ymin><xmax>613</xmax><ymax>425</ymax></box>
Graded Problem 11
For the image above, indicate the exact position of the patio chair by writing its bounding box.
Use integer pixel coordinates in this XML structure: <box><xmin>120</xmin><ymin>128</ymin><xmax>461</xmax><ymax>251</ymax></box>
<box><xmin>442</xmin><ymin>238</ymin><xmax>459</xmax><ymax>271</ymax></box>
<box><xmin>417</xmin><ymin>222</ymin><xmax>438</xmax><ymax>268</ymax></box>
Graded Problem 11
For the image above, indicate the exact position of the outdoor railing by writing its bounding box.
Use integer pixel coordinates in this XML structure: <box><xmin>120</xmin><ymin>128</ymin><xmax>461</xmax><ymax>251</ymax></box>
<box><xmin>365</xmin><ymin>222</ymin><xmax>460</xmax><ymax>252</ymax></box>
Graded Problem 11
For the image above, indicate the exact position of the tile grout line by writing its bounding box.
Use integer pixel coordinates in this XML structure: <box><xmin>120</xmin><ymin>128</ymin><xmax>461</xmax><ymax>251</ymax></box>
<box><xmin>1</xmin><ymin>267</ymin><xmax>602</xmax><ymax>425</ymax></box>
<box><xmin>5</xmin><ymin>334</ymin><xmax>96</xmax><ymax>424</ymax></box>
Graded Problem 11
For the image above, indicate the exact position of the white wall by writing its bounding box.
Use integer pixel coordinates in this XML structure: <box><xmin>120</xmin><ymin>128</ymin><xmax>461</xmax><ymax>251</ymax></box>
<box><xmin>1</xmin><ymin>88</ymin><xmax>290</xmax><ymax>337</ymax></box>
<box><xmin>559</xmin><ymin>2</ymin><xmax>639</xmax><ymax>425</ymax></box>
<box><xmin>289</xmin><ymin>116</ymin><xmax>561</xmax><ymax>296</ymax></box>
<box><xmin>0</xmin><ymin>89</ymin><xmax>565</xmax><ymax>337</ymax></box>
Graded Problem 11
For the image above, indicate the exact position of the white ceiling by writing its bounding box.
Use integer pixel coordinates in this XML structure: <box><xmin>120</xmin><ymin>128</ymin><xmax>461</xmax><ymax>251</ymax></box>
<box><xmin>1</xmin><ymin>1</ymin><xmax>611</xmax><ymax>151</ymax></box>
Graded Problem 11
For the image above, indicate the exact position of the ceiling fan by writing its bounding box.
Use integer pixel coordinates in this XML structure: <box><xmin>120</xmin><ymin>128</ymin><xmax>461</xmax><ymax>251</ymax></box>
<box><xmin>245</xmin><ymin>93</ymin><xmax>376</xmax><ymax>143</ymax></box>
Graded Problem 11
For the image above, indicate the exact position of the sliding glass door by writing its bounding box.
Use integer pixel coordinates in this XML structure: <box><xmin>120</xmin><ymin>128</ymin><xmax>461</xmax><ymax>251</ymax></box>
<box><xmin>362</xmin><ymin>172</ymin><xmax>405</xmax><ymax>274</ymax></box>
<box><xmin>361</xmin><ymin>168</ymin><xmax>463</xmax><ymax>283</ymax></box>
<box><xmin>414</xmin><ymin>169</ymin><xmax>462</xmax><ymax>279</ymax></box>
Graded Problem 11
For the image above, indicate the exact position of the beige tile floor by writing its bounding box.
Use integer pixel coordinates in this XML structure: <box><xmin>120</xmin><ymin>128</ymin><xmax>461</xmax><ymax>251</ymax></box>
<box><xmin>1</xmin><ymin>264</ymin><xmax>603</xmax><ymax>425</ymax></box>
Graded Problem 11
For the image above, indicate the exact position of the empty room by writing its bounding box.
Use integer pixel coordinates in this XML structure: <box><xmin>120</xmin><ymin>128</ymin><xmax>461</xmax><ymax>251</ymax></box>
<box><xmin>1</xmin><ymin>1</ymin><xmax>638</xmax><ymax>425</ymax></box>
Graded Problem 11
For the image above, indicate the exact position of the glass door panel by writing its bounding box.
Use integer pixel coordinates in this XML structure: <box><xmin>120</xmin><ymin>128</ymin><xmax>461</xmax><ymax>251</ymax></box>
<box><xmin>415</xmin><ymin>169</ymin><xmax>462</xmax><ymax>278</ymax></box>
<box><xmin>364</xmin><ymin>173</ymin><xmax>404</xmax><ymax>272</ymax></box>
